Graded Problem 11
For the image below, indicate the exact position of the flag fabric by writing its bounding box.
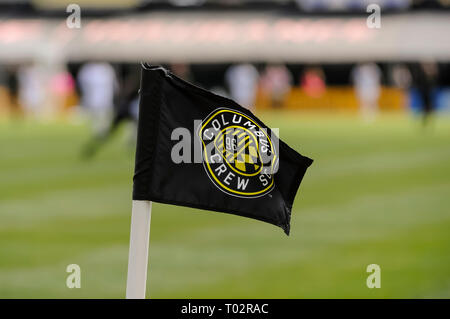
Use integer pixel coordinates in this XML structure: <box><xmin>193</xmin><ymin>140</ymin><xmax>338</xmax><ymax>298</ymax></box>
<box><xmin>133</xmin><ymin>64</ymin><xmax>313</xmax><ymax>235</ymax></box>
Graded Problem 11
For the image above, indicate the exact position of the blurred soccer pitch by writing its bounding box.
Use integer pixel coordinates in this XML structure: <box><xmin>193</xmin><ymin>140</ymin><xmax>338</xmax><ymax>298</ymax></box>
<box><xmin>0</xmin><ymin>112</ymin><xmax>449</xmax><ymax>298</ymax></box>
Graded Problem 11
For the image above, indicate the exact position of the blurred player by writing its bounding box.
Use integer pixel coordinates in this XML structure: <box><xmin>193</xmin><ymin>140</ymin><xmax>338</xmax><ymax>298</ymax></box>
<box><xmin>390</xmin><ymin>63</ymin><xmax>412</xmax><ymax>110</ymax></box>
<box><xmin>300</xmin><ymin>66</ymin><xmax>326</xmax><ymax>98</ymax></box>
<box><xmin>260</xmin><ymin>64</ymin><xmax>292</xmax><ymax>109</ymax></box>
<box><xmin>351</xmin><ymin>62</ymin><xmax>381</xmax><ymax>122</ymax></box>
<box><xmin>78</xmin><ymin>62</ymin><xmax>117</xmax><ymax>137</ymax></box>
<box><xmin>49</xmin><ymin>69</ymin><xmax>77</xmax><ymax>113</ymax></box>
<box><xmin>413</xmin><ymin>61</ymin><xmax>438</xmax><ymax>127</ymax></box>
<box><xmin>225</xmin><ymin>63</ymin><xmax>259</xmax><ymax>110</ymax></box>
<box><xmin>17</xmin><ymin>62</ymin><xmax>45</xmax><ymax>118</ymax></box>
<box><xmin>80</xmin><ymin>64</ymin><xmax>139</xmax><ymax>158</ymax></box>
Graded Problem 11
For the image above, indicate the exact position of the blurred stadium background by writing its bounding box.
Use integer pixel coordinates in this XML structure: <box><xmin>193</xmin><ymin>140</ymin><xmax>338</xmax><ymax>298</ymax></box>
<box><xmin>0</xmin><ymin>0</ymin><xmax>449</xmax><ymax>298</ymax></box>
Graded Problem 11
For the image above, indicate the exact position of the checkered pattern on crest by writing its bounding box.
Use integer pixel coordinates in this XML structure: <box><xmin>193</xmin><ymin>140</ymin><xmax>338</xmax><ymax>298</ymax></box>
<box><xmin>214</xmin><ymin>127</ymin><xmax>261</xmax><ymax>174</ymax></box>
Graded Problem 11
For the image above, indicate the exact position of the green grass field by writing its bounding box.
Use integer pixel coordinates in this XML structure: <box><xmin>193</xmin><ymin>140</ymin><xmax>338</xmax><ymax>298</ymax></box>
<box><xmin>1</xmin><ymin>112</ymin><xmax>450</xmax><ymax>298</ymax></box>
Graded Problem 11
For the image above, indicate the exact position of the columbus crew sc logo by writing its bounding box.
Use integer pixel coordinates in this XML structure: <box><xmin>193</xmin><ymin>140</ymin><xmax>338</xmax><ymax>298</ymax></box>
<box><xmin>198</xmin><ymin>108</ymin><xmax>278</xmax><ymax>198</ymax></box>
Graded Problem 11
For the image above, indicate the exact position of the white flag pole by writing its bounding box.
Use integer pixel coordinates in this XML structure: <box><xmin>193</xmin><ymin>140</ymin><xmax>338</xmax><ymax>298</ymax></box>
<box><xmin>126</xmin><ymin>200</ymin><xmax>152</xmax><ymax>299</ymax></box>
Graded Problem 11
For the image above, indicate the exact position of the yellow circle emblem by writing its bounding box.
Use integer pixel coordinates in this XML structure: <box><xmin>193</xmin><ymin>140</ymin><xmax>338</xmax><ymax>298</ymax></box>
<box><xmin>199</xmin><ymin>108</ymin><xmax>277</xmax><ymax>198</ymax></box>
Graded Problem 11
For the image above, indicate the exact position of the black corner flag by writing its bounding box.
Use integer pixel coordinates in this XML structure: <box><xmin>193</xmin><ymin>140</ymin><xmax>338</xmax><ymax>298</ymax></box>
<box><xmin>132</xmin><ymin>64</ymin><xmax>312</xmax><ymax>235</ymax></box>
